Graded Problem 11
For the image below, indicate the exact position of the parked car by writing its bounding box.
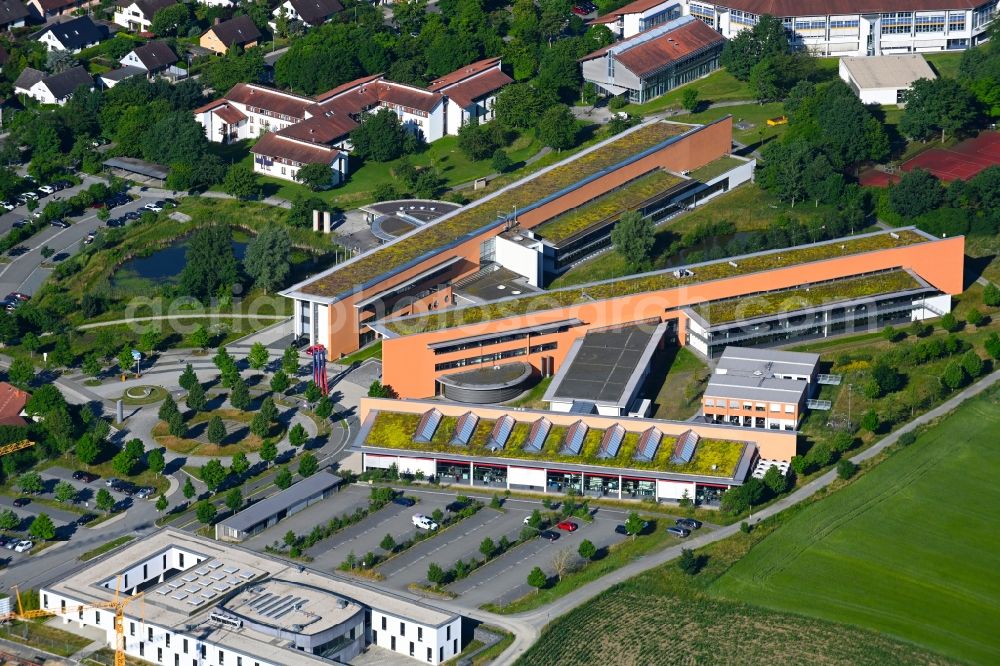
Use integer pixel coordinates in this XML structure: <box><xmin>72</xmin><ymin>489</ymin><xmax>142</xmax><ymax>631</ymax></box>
<box><xmin>50</xmin><ymin>219</ymin><xmax>69</xmax><ymax>229</ymax></box>
<box><xmin>392</xmin><ymin>496</ymin><xmax>415</xmax><ymax>507</ymax></box>
<box><xmin>4</xmin><ymin>538</ymin><xmax>16</xmax><ymax>549</ymax></box>
<box><xmin>54</xmin><ymin>180</ymin><xmax>72</xmax><ymax>190</ymax></box>
<box><xmin>556</xmin><ymin>520</ymin><xmax>578</xmax><ymax>532</ymax></box>
<box><xmin>163</xmin><ymin>198</ymin><xmax>178</xmax><ymax>207</ymax></box>
<box><xmin>38</xmin><ymin>185</ymin><xmax>56</xmax><ymax>195</ymax></box>
<box><xmin>615</xmin><ymin>520</ymin><xmax>649</xmax><ymax>535</ymax></box>
<box><xmin>12</xmin><ymin>498</ymin><xmax>30</xmax><ymax>507</ymax></box>
<box><xmin>0</xmin><ymin>536</ymin><xmax>10</xmax><ymax>548</ymax></box>
<box><xmin>539</xmin><ymin>529</ymin><xmax>560</xmax><ymax>541</ymax></box>
<box><xmin>144</xmin><ymin>203</ymin><xmax>163</xmax><ymax>213</ymax></box>
<box><xmin>135</xmin><ymin>487</ymin><xmax>154</xmax><ymax>500</ymax></box>
<box><xmin>0</xmin><ymin>201</ymin><xmax>14</xmax><ymax>211</ymax></box>
<box><xmin>72</xmin><ymin>470</ymin><xmax>98</xmax><ymax>483</ymax></box>
<box><xmin>666</xmin><ymin>526</ymin><xmax>691</xmax><ymax>538</ymax></box>
<box><xmin>7</xmin><ymin>246</ymin><xmax>28</xmax><ymax>257</ymax></box>
<box><xmin>77</xmin><ymin>513</ymin><xmax>97</xmax><ymax>525</ymax></box>
<box><xmin>571</xmin><ymin>4</ymin><xmax>592</xmax><ymax>16</ymax></box>
<box><xmin>676</xmin><ymin>518</ymin><xmax>702</xmax><ymax>530</ymax></box>
<box><xmin>124</xmin><ymin>211</ymin><xmax>141</xmax><ymax>221</ymax></box>
<box><xmin>105</xmin><ymin>477</ymin><xmax>121</xmax><ymax>487</ymax></box>
<box><xmin>411</xmin><ymin>514</ymin><xmax>439</xmax><ymax>530</ymax></box>
<box><xmin>84</xmin><ymin>233</ymin><xmax>95</xmax><ymax>244</ymax></box>
<box><xmin>14</xmin><ymin>540</ymin><xmax>33</xmax><ymax>553</ymax></box>
<box><xmin>51</xmin><ymin>252</ymin><xmax>69</xmax><ymax>262</ymax></box>
<box><xmin>11</xmin><ymin>219</ymin><xmax>28</xmax><ymax>228</ymax></box>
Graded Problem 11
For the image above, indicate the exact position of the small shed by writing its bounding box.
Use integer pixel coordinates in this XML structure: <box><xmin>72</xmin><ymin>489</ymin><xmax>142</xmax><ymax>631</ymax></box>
<box><xmin>839</xmin><ymin>55</ymin><xmax>937</xmax><ymax>106</ymax></box>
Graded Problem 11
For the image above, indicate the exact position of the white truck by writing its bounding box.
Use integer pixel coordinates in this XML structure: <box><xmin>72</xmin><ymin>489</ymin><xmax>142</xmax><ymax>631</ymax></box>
<box><xmin>412</xmin><ymin>514</ymin><xmax>439</xmax><ymax>530</ymax></box>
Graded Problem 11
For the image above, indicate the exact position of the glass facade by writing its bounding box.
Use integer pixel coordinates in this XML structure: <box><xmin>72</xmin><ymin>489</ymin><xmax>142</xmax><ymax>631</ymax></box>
<box><xmin>546</xmin><ymin>470</ymin><xmax>582</xmax><ymax>493</ymax></box>
<box><xmin>622</xmin><ymin>477</ymin><xmax>656</xmax><ymax>499</ymax></box>
<box><xmin>472</xmin><ymin>464</ymin><xmax>507</xmax><ymax>488</ymax></box>
<box><xmin>584</xmin><ymin>474</ymin><xmax>620</xmax><ymax>497</ymax></box>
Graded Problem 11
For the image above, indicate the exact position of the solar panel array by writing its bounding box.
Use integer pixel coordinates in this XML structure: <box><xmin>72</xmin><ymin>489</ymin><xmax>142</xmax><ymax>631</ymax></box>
<box><xmin>561</xmin><ymin>420</ymin><xmax>588</xmax><ymax>455</ymax></box>
<box><xmin>670</xmin><ymin>429</ymin><xmax>699</xmax><ymax>464</ymax></box>
<box><xmin>157</xmin><ymin>560</ymin><xmax>254</xmax><ymax>609</ymax></box>
<box><xmin>597</xmin><ymin>424</ymin><xmax>625</xmax><ymax>459</ymax></box>
<box><xmin>451</xmin><ymin>412</ymin><xmax>479</xmax><ymax>446</ymax></box>
<box><xmin>414</xmin><ymin>409</ymin><xmax>443</xmax><ymax>443</ymax></box>
<box><xmin>634</xmin><ymin>427</ymin><xmax>662</xmax><ymax>462</ymax></box>
<box><xmin>247</xmin><ymin>593</ymin><xmax>307</xmax><ymax>620</ymax></box>
<box><xmin>524</xmin><ymin>418</ymin><xmax>551</xmax><ymax>453</ymax></box>
<box><xmin>487</xmin><ymin>415</ymin><xmax>515</xmax><ymax>451</ymax></box>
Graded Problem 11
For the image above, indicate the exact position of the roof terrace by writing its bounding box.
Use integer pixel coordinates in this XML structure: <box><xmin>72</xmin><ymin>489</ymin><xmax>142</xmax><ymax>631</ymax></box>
<box><xmin>291</xmin><ymin>121</ymin><xmax>689</xmax><ymax>300</ymax></box>
<box><xmin>384</xmin><ymin>228</ymin><xmax>929</xmax><ymax>335</ymax></box>
<box><xmin>363</xmin><ymin>410</ymin><xmax>747</xmax><ymax>477</ymax></box>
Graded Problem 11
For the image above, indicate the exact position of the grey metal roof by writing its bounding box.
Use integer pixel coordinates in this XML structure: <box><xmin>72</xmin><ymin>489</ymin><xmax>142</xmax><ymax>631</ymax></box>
<box><xmin>427</xmin><ymin>318</ymin><xmax>583</xmax><ymax>350</ymax></box>
<box><xmin>705</xmin><ymin>373</ymin><xmax>809</xmax><ymax>405</ymax></box>
<box><xmin>219</xmin><ymin>470</ymin><xmax>341</xmax><ymax>533</ymax></box>
<box><xmin>101</xmin><ymin>65</ymin><xmax>144</xmax><ymax>82</ymax></box>
<box><xmin>544</xmin><ymin>320</ymin><xmax>666</xmax><ymax>407</ymax></box>
<box><xmin>103</xmin><ymin>156</ymin><xmax>169</xmax><ymax>180</ymax></box>
<box><xmin>717</xmin><ymin>346</ymin><xmax>819</xmax><ymax>377</ymax></box>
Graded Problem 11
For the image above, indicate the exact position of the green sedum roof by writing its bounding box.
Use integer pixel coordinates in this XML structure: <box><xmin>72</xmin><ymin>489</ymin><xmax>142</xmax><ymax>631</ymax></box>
<box><xmin>297</xmin><ymin>122</ymin><xmax>688</xmax><ymax>299</ymax></box>
<box><xmin>385</xmin><ymin>229</ymin><xmax>929</xmax><ymax>335</ymax></box>
<box><xmin>364</xmin><ymin>411</ymin><xmax>746</xmax><ymax>478</ymax></box>
<box><xmin>535</xmin><ymin>169</ymin><xmax>683</xmax><ymax>244</ymax></box>
<box><xmin>692</xmin><ymin>269</ymin><xmax>922</xmax><ymax>324</ymax></box>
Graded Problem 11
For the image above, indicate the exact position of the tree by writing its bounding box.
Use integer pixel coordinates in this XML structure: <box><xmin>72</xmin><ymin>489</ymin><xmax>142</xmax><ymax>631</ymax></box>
<box><xmin>96</xmin><ymin>488</ymin><xmax>115</xmax><ymax>512</ymax></box>
<box><xmin>940</xmin><ymin>312</ymin><xmax>960</xmax><ymax>332</ymax></box>
<box><xmin>156</xmin><ymin>494</ymin><xmax>168</xmax><ymax>512</ymax></box>
<box><xmin>270</xmin><ymin>369</ymin><xmax>290</xmax><ymax>394</ymax></box>
<box><xmin>112</xmin><ymin>450</ymin><xmax>138</xmax><ymax>477</ymax></box>
<box><xmin>7</xmin><ymin>357</ymin><xmax>33</xmax><ymax>388</ymax></box>
<box><xmin>537</xmin><ymin>104</ymin><xmax>577</xmax><ymax>151</ymax></box>
<box><xmin>578</xmin><ymin>538</ymin><xmax>596</xmax><ymax>560</ymax></box>
<box><xmin>0</xmin><ymin>509</ymin><xmax>19</xmax><ymax>531</ymax></box>
<box><xmin>230</xmin><ymin>452</ymin><xmax>250</xmax><ymax>477</ymax></box>
<box><xmin>29</xmin><ymin>513</ymin><xmax>55</xmax><ymax>541</ymax></box>
<box><xmin>179</xmin><ymin>364</ymin><xmax>198</xmax><ymax>391</ymax></box>
<box><xmin>261</xmin><ymin>440</ymin><xmax>278</xmax><ymax>467</ymax></box>
<box><xmin>54</xmin><ymin>481</ymin><xmax>76</xmax><ymax>503</ymax></box>
<box><xmin>188</xmin><ymin>324</ymin><xmax>210</xmax><ymax>350</ymax></box>
<box><xmin>282</xmin><ymin>346</ymin><xmax>299</xmax><ymax>375</ymax></box>
<box><xmin>350</xmin><ymin>108</ymin><xmax>413</xmax><ymax>162</ymax></box>
<box><xmin>610</xmin><ymin>211</ymin><xmax>655</xmax><ymax>270</ymax></box>
<box><xmin>313</xmin><ymin>396</ymin><xmax>333</xmax><ymax>419</ymax></box>
<box><xmin>158</xmin><ymin>395</ymin><xmax>179</xmax><ymax>423</ymax></box>
<box><xmin>250</xmin><ymin>412</ymin><xmax>269</xmax><ymax>438</ymax></box>
<box><xmin>900</xmin><ymin>77</ymin><xmax>979</xmax><ymax>143</ymax></box>
<box><xmin>294</xmin><ymin>163</ymin><xmax>334</xmax><ymax>191</ymax></box>
<box><xmin>860</xmin><ymin>408</ymin><xmax>880</xmax><ymax>433</ymax></box>
<box><xmin>491</xmin><ymin>149</ymin><xmax>512</xmax><ymax>173</ymax></box>
<box><xmin>624</xmin><ymin>511</ymin><xmax>645</xmax><ymax>539</ymax></box>
<box><xmin>495</xmin><ymin>83</ymin><xmax>547</xmax><ymax>129</ymax></box>
<box><xmin>222</xmin><ymin>164</ymin><xmax>261</xmax><ymax>201</ymax></box>
<box><xmin>479</xmin><ymin>537</ymin><xmax>496</xmax><ymax>559</ymax></box>
<box><xmin>182</xmin><ymin>477</ymin><xmax>196</xmax><ymax>500</ymax></box>
<box><xmin>677</xmin><ymin>548</ymin><xmax>700</xmax><ymax>575</ymax></box>
<box><xmin>229</xmin><ymin>378</ymin><xmax>251</xmax><ymax>411</ymax></box>
<box><xmin>367</xmin><ymin>380</ymin><xmax>398</xmax><ymax>398</ymax></box>
<box><xmin>186</xmin><ymin>382</ymin><xmax>206</xmax><ymax>412</ymax></box>
<box><xmin>748</xmin><ymin>58</ymin><xmax>781</xmax><ymax>103</ymax></box>
<box><xmin>890</xmin><ymin>169</ymin><xmax>944</xmax><ymax>219</ymax></box>
<box><xmin>837</xmin><ymin>459</ymin><xmax>857</xmax><ymax>480</ymax></box>
<box><xmin>527</xmin><ymin>566</ymin><xmax>547</xmax><ymax>592</ymax></box>
<box><xmin>196</xmin><ymin>501</ymin><xmax>217</xmax><ymax>525</ymax></box>
<box><xmin>427</xmin><ymin>562</ymin><xmax>446</xmax><ymax>586</ymax></box>
<box><xmin>22</xmin><ymin>332</ymin><xmax>40</xmax><ymax>357</ymax></box>
<box><xmin>167</xmin><ymin>411</ymin><xmax>186</xmax><ymax>438</ymax></box>
<box><xmin>147</xmin><ymin>448</ymin><xmax>165</xmax><ymax>476</ymax></box>
<box><xmin>380</xmin><ymin>533</ymin><xmax>396</xmax><ymax>553</ymax></box>
<box><xmin>762</xmin><ymin>465</ymin><xmax>787</xmax><ymax>497</ymax></box>
<box><xmin>967</xmin><ymin>308</ymin><xmax>984</xmax><ymax>327</ymax></box>
<box><xmin>275</xmin><ymin>466</ymin><xmax>293</xmax><ymax>489</ymax></box>
<box><xmin>288</xmin><ymin>423</ymin><xmax>308</xmax><ymax>447</ymax></box>
<box><xmin>245</xmin><ymin>344</ymin><xmax>269</xmax><ymax>375</ymax></box>
<box><xmin>985</xmin><ymin>282</ymin><xmax>1000</xmax><ymax>307</ymax></box>
<box><xmin>76</xmin><ymin>434</ymin><xmax>102</xmax><ymax>465</ymax></box>
<box><xmin>244</xmin><ymin>227</ymin><xmax>291</xmax><ymax>293</ymax></box>
<box><xmin>298</xmin><ymin>453</ymin><xmax>318</xmax><ymax>477</ymax></box>
<box><xmin>527</xmin><ymin>509</ymin><xmax>542</xmax><ymax>529</ymax></box>
<box><xmin>720</xmin><ymin>14</ymin><xmax>789</xmax><ymax>80</ymax></box>
<box><xmin>207</xmin><ymin>416</ymin><xmax>226</xmax><ymax>445</ymax></box>
<box><xmin>225</xmin><ymin>488</ymin><xmax>243</xmax><ymax>513</ymax></box>
<box><xmin>681</xmin><ymin>87</ymin><xmax>700</xmax><ymax>112</ymax></box>
<box><xmin>961</xmin><ymin>350</ymin><xmax>984</xmax><ymax>378</ymax></box>
<box><xmin>200</xmin><ymin>459</ymin><xmax>228</xmax><ymax>491</ymax></box>
<box><xmin>150</xmin><ymin>2</ymin><xmax>191</xmax><ymax>36</ymax></box>
<box><xmin>180</xmin><ymin>225</ymin><xmax>238</xmax><ymax>302</ymax></box>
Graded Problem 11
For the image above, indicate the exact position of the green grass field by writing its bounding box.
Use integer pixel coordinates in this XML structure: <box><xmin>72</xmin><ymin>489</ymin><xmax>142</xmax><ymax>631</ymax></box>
<box><xmin>710</xmin><ymin>392</ymin><xmax>1000</xmax><ymax>664</ymax></box>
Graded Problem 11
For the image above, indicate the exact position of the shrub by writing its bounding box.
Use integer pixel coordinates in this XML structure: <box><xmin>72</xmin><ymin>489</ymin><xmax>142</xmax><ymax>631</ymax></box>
<box><xmin>967</xmin><ymin>308</ymin><xmax>984</xmax><ymax>327</ymax></box>
<box><xmin>860</xmin><ymin>409</ymin><xmax>879</xmax><ymax>433</ymax></box>
<box><xmin>898</xmin><ymin>431</ymin><xmax>917</xmax><ymax>446</ymax></box>
<box><xmin>837</xmin><ymin>459</ymin><xmax>857</xmax><ymax>479</ymax></box>
<box><xmin>740</xmin><ymin>521</ymin><xmax>752</xmax><ymax>534</ymax></box>
<box><xmin>939</xmin><ymin>312</ymin><xmax>959</xmax><ymax>332</ymax></box>
<box><xmin>677</xmin><ymin>548</ymin><xmax>701</xmax><ymax>575</ymax></box>
<box><xmin>984</xmin><ymin>282</ymin><xmax>1000</xmax><ymax>307</ymax></box>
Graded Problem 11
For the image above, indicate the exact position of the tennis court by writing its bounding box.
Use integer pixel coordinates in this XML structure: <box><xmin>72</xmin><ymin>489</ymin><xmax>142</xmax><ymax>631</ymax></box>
<box><xmin>861</xmin><ymin>131</ymin><xmax>1000</xmax><ymax>186</ymax></box>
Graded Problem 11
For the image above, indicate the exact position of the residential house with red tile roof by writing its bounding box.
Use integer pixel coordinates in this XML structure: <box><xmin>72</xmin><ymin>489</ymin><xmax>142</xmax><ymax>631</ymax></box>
<box><xmin>428</xmin><ymin>57</ymin><xmax>513</xmax><ymax>135</ymax></box>
<box><xmin>0</xmin><ymin>382</ymin><xmax>29</xmax><ymax>427</ymax></box>
<box><xmin>580</xmin><ymin>15</ymin><xmax>725</xmax><ymax>103</ymax></box>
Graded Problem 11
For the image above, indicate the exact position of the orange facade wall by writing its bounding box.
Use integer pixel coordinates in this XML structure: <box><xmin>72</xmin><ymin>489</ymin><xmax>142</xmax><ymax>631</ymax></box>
<box><xmin>359</xmin><ymin>397</ymin><xmax>798</xmax><ymax>462</ymax></box>
<box><xmin>319</xmin><ymin>121</ymin><xmax>733</xmax><ymax>357</ymax></box>
<box><xmin>381</xmin><ymin>235</ymin><xmax>965</xmax><ymax>396</ymax></box>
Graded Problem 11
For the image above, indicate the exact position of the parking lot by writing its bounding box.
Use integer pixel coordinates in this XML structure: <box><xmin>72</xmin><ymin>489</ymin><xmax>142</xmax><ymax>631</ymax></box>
<box><xmin>242</xmin><ymin>484</ymin><xmax>373</xmax><ymax>550</ymax></box>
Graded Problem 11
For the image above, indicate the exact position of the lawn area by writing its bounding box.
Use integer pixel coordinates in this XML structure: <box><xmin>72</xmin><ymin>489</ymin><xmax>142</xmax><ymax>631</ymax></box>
<box><xmin>923</xmin><ymin>51</ymin><xmax>965</xmax><ymax>79</ymax></box>
<box><xmin>338</xmin><ymin>340</ymin><xmax>382</xmax><ymax>366</ymax></box>
<box><xmin>709</xmin><ymin>390</ymin><xmax>1000</xmax><ymax>664</ymax></box>
<box><xmin>79</xmin><ymin>535</ymin><xmax>135</xmax><ymax>561</ymax></box>
<box><xmin>620</xmin><ymin>69</ymin><xmax>753</xmax><ymax>116</ymax></box>
<box><xmin>645</xmin><ymin>346</ymin><xmax>709</xmax><ymax>421</ymax></box>
<box><xmin>671</xmin><ymin>101</ymin><xmax>789</xmax><ymax>147</ymax></box>
<box><xmin>504</xmin><ymin>377</ymin><xmax>552</xmax><ymax>409</ymax></box>
<box><xmin>0</xmin><ymin>621</ymin><xmax>93</xmax><ymax>657</ymax></box>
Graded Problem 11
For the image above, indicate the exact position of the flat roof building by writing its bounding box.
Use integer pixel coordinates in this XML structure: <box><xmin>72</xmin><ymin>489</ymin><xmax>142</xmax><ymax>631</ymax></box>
<box><xmin>215</xmin><ymin>469</ymin><xmax>342</xmax><ymax>542</ymax></box>
<box><xmin>41</xmin><ymin>529</ymin><xmax>464</xmax><ymax>666</ymax></box>
<box><xmin>839</xmin><ymin>54</ymin><xmax>937</xmax><ymax>105</ymax></box>
<box><xmin>703</xmin><ymin>347</ymin><xmax>821</xmax><ymax>431</ymax></box>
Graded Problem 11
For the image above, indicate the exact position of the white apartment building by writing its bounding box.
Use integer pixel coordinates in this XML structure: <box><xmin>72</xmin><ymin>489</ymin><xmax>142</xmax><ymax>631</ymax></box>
<box><xmin>40</xmin><ymin>530</ymin><xmax>464</xmax><ymax>666</ymax></box>
<box><xmin>590</xmin><ymin>0</ymin><xmax>685</xmax><ymax>38</ymax></box>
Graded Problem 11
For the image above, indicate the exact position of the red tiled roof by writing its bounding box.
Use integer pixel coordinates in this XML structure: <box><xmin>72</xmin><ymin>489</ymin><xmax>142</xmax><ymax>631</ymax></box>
<box><xmin>224</xmin><ymin>83</ymin><xmax>313</xmax><ymax>119</ymax></box>
<box><xmin>213</xmin><ymin>103</ymin><xmax>246</xmax><ymax>124</ymax></box>
<box><xmin>716</xmin><ymin>0</ymin><xmax>980</xmax><ymax>13</ymax></box>
<box><xmin>314</xmin><ymin>73</ymin><xmax>383</xmax><ymax>103</ymax></box>
<box><xmin>252</xmin><ymin>133</ymin><xmax>341</xmax><ymax>165</ymax></box>
<box><xmin>278</xmin><ymin>111</ymin><xmax>356</xmax><ymax>143</ymax></box>
<box><xmin>34</xmin><ymin>0</ymin><xmax>79</xmax><ymax>11</ymax></box>
<box><xmin>439</xmin><ymin>67</ymin><xmax>513</xmax><ymax>109</ymax></box>
<box><xmin>374</xmin><ymin>81</ymin><xmax>443</xmax><ymax>113</ymax></box>
<box><xmin>428</xmin><ymin>57</ymin><xmax>502</xmax><ymax>91</ymax></box>
<box><xmin>582</xmin><ymin>18</ymin><xmax>724</xmax><ymax>78</ymax></box>
<box><xmin>317</xmin><ymin>79</ymin><xmax>443</xmax><ymax>115</ymax></box>
<box><xmin>590</xmin><ymin>0</ymin><xmax>674</xmax><ymax>23</ymax></box>
<box><xmin>0</xmin><ymin>381</ymin><xmax>28</xmax><ymax>427</ymax></box>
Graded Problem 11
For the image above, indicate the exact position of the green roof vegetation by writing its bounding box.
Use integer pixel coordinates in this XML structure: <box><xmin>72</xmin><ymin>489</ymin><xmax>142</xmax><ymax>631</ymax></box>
<box><xmin>535</xmin><ymin>170</ymin><xmax>683</xmax><ymax>244</ymax></box>
<box><xmin>693</xmin><ymin>269</ymin><xmax>921</xmax><ymax>324</ymax></box>
<box><xmin>298</xmin><ymin>122</ymin><xmax>688</xmax><ymax>298</ymax></box>
<box><xmin>386</xmin><ymin>229</ymin><xmax>928</xmax><ymax>335</ymax></box>
<box><xmin>364</xmin><ymin>411</ymin><xmax>746</xmax><ymax>477</ymax></box>
<box><xmin>689</xmin><ymin>155</ymin><xmax>747</xmax><ymax>182</ymax></box>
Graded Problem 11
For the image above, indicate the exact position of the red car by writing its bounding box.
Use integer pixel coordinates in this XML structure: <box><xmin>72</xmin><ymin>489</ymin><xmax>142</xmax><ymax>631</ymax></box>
<box><xmin>556</xmin><ymin>520</ymin><xmax>578</xmax><ymax>532</ymax></box>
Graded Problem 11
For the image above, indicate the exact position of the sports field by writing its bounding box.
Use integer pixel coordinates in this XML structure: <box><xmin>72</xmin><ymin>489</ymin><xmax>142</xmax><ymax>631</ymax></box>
<box><xmin>861</xmin><ymin>131</ymin><xmax>1000</xmax><ymax>186</ymax></box>
<box><xmin>710</xmin><ymin>392</ymin><xmax>1000</xmax><ymax>664</ymax></box>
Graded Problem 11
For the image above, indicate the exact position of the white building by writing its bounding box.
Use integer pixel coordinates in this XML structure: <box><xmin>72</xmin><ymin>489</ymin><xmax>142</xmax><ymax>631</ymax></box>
<box><xmin>113</xmin><ymin>0</ymin><xmax>175</xmax><ymax>32</ymax></box>
<box><xmin>682</xmin><ymin>0</ymin><xmax>999</xmax><ymax>56</ymax></box>
<box><xmin>590</xmin><ymin>0</ymin><xmax>684</xmax><ymax>38</ymax></box>
<box><xmin>839</xmin><ymin>54</ymin><xmax>937</xmax><ymax>104</ymax></box>
<box><xmin>13</xmin><ymin>65</ymin><xmax>92</xmax><ymax>105</ymax></box>
<box><xmin>35</xmin><ymin>15</ymin><xmax>106</xmax><ymax>52</ymax></box>
<box><xmin>428</xmin><ymin>57</ymin><xmax>514</xmax><ymax>136</ymax></box>
<box><xmin>40</xmin><ymin>530</ymin><xmax>464</xmax><ymax>666</ymax></box>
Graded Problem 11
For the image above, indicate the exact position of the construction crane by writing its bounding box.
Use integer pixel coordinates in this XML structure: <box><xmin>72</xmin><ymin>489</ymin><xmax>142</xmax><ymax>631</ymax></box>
<box><xmin>0</xmin><ymin>440</ymin><xmax>34</xmax><ymax>458</ymax></box>
<box><xmin>7</xmin><ymin>577</ymin><xmax>143</xmax><ymax>666</ymax></box>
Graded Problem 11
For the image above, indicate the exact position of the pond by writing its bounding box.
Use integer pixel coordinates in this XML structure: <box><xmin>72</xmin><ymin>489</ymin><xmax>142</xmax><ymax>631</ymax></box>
<box><xmin>113</xmin><ymin>238</ymin><xmax>248</xmax><ymax>286</ymax></box>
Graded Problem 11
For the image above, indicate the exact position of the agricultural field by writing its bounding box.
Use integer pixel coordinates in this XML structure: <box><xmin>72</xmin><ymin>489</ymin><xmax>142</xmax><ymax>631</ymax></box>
<box><xmin>710</xmin><ymin>391</ymin><xmax>1000</xmax><ymax>664</ymax></box>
